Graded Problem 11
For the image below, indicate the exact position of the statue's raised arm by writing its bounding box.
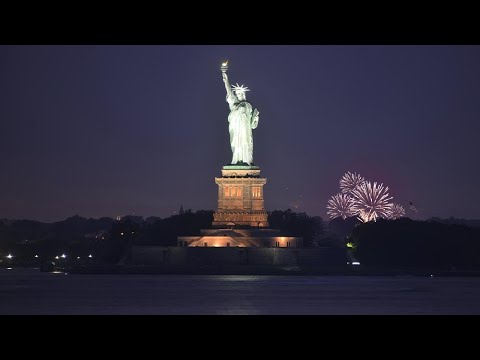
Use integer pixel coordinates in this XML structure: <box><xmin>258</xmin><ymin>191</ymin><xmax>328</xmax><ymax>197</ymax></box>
<box><xmin>221</xmin><ymin>62</ymin><xmax>234</xmax><ymax>99</ymax></box>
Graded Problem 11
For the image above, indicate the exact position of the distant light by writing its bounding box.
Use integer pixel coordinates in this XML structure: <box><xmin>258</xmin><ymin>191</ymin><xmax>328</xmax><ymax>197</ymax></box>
<box><xmin>430</xmin><ymin>274</ymin><xmax>434</xmax><ymax>277</ymax></box>
<box><xmin>346</xmin><ymin>262</ymin><xmax>350</xmax><ymax>265</ymax></box>
<box><xmin>61</xmin><ymin>254</ymin><xmax>66</xmax><ymax>258</ymax></box>
<box><xmin>77</xmin><ymin>256</ymin><xmax>81</xmax><ymax>259</ymax></box>
<box><xmin>88</xmin><ymin>254</ymin><xmax>93</xmax><ymax>258</ymax></box>
<box><xmin>7</xmin><ymin>267</ymin><xmax>12</xmax><ymax>270</ymax></box>
<box><xmin>34</xmin><ymin>255</ymin><xmax>39</xmax><ymax>258</ymax></box>
<box><xmin>121</xmin><ymin>232</ymin><xmax>124</xmax><ymax>236</ymax></box>
<box><xmin>55</xmin><ymin>256</ymin><xmax>59</xmax><ymax>259</ymax></box>
<box><xmin>6</xmin><ymin>254</ymin><xmax>13</xmax><ymax>259</ymax></box>
<box><xmin>352</xmin><ymin>261</ymin><xmax>360</xmax><ymax>265</ymax></box>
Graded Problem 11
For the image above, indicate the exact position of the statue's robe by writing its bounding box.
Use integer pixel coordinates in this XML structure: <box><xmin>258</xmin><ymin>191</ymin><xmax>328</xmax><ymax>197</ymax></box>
<box><xmin>226</xmin><ymin>93</ymin><xmax>259</xmax><ymax>165</ymax></box>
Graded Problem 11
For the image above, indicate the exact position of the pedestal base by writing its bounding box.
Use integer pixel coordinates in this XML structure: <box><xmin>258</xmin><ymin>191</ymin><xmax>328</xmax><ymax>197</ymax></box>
<box><xmin>213</xmin><ymin>210</ymin><xmax>269</xmax><ymax>227</ymax></box>
<box><xmin>178</xmin><ymin>228</ymin><xmax>302</xmax><ymax>248</ymax></box>
<box><xmin>214</xmin><ymin>166</ymin><xmax>269</xmax><ymax>228</ymax></box>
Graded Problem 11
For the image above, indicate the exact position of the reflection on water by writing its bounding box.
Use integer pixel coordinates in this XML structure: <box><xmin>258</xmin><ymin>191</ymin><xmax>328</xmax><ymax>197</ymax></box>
<box><xmin>210</xmin><ymin>275</ymin><xmax>277</xmax><ymax>282</ymax></box>
<box><xmin>1</xmin><ymin>268</ymin><xmax>480</xmax><ymax>314</ymax></box>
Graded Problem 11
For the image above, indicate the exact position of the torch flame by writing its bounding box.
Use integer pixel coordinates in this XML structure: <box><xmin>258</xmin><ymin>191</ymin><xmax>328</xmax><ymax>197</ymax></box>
<box><xmin>222</xmin><ymin>60</ymin><xmax>228</xmax><ymax>67</ymax></box>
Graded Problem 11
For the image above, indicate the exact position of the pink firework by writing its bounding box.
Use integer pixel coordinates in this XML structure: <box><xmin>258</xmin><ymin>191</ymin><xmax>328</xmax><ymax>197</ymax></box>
<box><xmin>388</xmin><ymin>204</ymin><xmax>406</xmax><ymax>220</ymax></box>
<box><xmin>326</xmin><ymin>193</ymin><xmax>357</xmax><ymax>219</ymax></box>
<box><xmin>340</xmin><ymin>171</ymin><xmax>366</xmax><ymax>194</ymax></box>
<box><xmin>351</xmin><ymin>181</ymin><xmax>393</xmax><ymax>222</ymax></box>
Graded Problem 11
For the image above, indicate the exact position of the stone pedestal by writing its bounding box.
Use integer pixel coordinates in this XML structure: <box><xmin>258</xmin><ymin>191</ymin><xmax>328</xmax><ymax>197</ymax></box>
<box><xmin>212</xmin><ymin>165</ymin><xmax>269</xmax><ymax>227</ymax></box>
<box><xmin>176</xmin><ymin>165</ymin><xmax>303</xmax><ymax>248</ymax></box>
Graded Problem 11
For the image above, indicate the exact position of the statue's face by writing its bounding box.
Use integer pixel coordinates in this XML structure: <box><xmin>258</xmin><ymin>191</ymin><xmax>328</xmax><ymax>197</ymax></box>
<box><xmin>235</xmin><ymin>91</ymin><xmax>246</xmax><ymax>100</ymax></box>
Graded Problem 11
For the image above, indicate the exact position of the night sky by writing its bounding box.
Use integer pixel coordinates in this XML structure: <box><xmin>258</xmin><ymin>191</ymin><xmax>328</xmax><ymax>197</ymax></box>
<box><xmin>1</xmin><ymin>45</ymin><xmax>479</xmax><ymax>222</ymax></box>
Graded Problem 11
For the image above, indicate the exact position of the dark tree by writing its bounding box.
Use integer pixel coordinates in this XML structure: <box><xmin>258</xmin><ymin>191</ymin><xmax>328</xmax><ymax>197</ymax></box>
<box><xmin>136</xmin><ymin>210</ymin><xmax>214</xmax><ymax>246</ymax></box>
<box><xmin>351</xmin><ymin>218</ymin><xmax>480</xmax><ymax>270</ymax></box>
<box><xmin>328</xmin><ymin>217</ymin><xmax>360</xmax><ymax>240</ymax></box>
<box><xmin>268</xmin><ymin>209</ymin><xmax>323</xmax><ymax>247</ymax></box>
<box><xmin>99</xmin><ymin>219</ymin><xmax>142</xmax><ymax>263</ymax></box>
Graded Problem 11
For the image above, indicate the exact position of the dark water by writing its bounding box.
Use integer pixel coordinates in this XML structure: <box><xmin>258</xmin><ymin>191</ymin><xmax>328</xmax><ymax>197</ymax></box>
<box><xmin>1</xmin><ymin>268</ymin><xmax>480</xmax><ymax>314</ymax></box>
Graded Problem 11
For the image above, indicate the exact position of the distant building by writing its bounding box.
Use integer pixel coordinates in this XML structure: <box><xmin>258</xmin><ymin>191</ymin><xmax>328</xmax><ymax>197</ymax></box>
<box><xmin>84</xmin><ymin>231</ymin><xmax>108</xmax><ymax>240</ymax></box>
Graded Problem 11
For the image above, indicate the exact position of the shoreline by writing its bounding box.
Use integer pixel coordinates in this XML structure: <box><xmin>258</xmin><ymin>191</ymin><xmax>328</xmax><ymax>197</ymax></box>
<box><xmin>31</xmin><ymin>264</ymin><xmax>480</xmax><ymax>277</ymax></box>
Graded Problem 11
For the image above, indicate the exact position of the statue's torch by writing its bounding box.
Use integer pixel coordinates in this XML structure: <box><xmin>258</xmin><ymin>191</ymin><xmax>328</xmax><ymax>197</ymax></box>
<box><xmin>221</xmin><ymin>60</ymin><xmax>229</xmax><ymax>73</ymax></box>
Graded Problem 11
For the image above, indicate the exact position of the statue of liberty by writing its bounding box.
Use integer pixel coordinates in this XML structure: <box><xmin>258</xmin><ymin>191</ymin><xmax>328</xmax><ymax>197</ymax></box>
<box><xmin>221</xmin><ymin>61</ymin><xmax>259</xmax><ymax>166</ymax></box>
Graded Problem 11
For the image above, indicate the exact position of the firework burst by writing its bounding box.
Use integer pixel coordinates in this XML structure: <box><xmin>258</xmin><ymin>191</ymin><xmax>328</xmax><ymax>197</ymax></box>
<box><xmin>351</xmin><ymin>181</ymin><xmax>393</xmax><ymax>222</ymax></box>
<box><xmin>326</xmin><ymin>193</ymin><xmax>357</xmax><ymax>219</ymax></box>
<box><xmin>388</xmin><ymin>204</ymin><xmax>405</xmax><ymax>220</ymax></box>
<box><xmin>357</xmin><ymin>209</ymin><xmax>373</xmax><ymax>223</ymax></box>
<box><xmin>340</xmin><ymin>171</ymin><xmax>366</xmax><ymax>194</ymax></box>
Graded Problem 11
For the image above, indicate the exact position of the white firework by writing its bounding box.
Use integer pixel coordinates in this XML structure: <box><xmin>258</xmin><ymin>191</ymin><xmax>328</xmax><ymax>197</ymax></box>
<box><xmin>326</xmin><ymin>193</ymin><xmax>357</xmax><ymax>219</ymax></box>
<box><xmin>388</xmin><ymin>204</ymin><xmax>406</xmax><ymax>220</ymax></box>
<box><xmin>351</xmin><ymin>181</ymin><xmax>393</xmax><ymax>222</ymax></box>
<box><xmin>357</xmin><ymin>209</ymin><xmax>373</xmax><ymax>223</ymax></box>
<box><xmin>340</xmin><ymin>171</ymin><xmax>366</xmax><ymax>194</ymax></box>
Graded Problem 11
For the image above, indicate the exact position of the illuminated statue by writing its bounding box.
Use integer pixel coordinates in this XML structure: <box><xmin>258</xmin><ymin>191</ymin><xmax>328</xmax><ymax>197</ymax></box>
<box><xmin>221</xmin><ymin>61</ymin><xmax>259</xmax><ymax>165</ymax></box>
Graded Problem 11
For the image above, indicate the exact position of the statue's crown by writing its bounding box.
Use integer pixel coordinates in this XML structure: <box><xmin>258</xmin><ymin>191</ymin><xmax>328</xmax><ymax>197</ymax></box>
<box><xmin>232</xmin><ymin>83</ymin><xmax>250</xmax><ymax>92</ymax></box>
